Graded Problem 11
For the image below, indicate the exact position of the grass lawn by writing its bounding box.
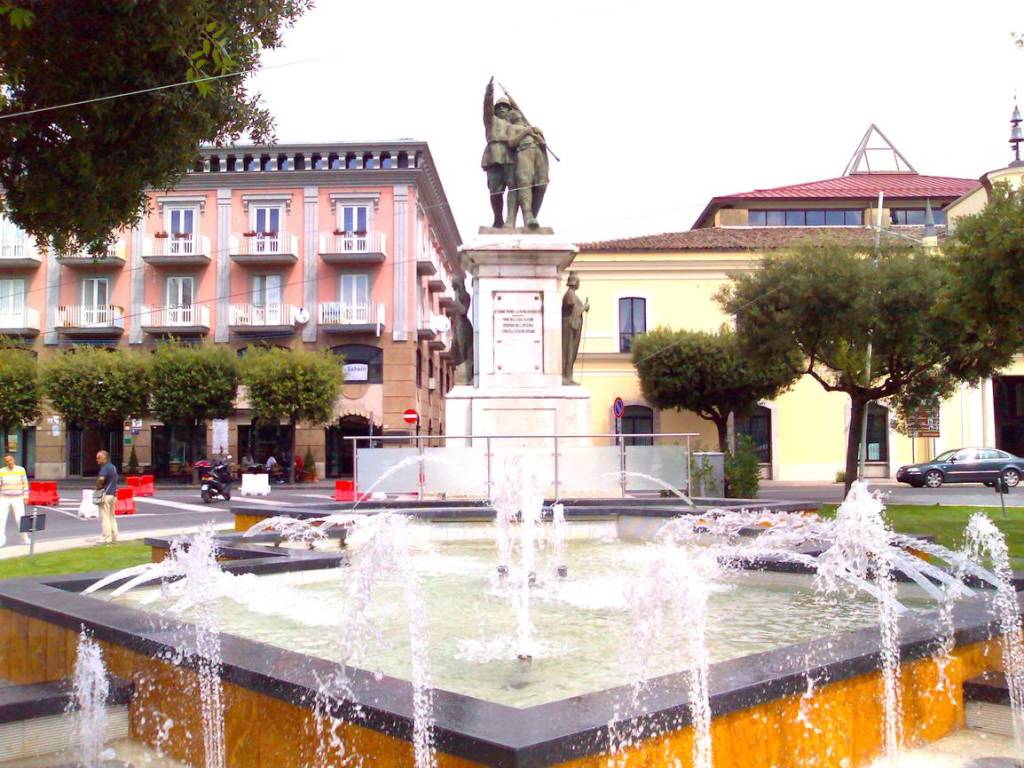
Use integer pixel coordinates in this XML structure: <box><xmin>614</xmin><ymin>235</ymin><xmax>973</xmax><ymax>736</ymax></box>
<box><xmin>0</xmin><ymin>541</ymin><xmax>150</xmax><ymax>581</ymax></box>
<box><xmin>820</xmin><ymin>503</ymin><xmax>1024</xmax><ymax>569</ymax></box>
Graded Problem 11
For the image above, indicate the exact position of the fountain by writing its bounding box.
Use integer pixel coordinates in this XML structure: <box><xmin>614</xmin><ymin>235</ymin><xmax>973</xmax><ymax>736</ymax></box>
<box><xmin>0</xmin><ymin>478</ymin><xmax>1021</xmax><ymax>768</ymax></box>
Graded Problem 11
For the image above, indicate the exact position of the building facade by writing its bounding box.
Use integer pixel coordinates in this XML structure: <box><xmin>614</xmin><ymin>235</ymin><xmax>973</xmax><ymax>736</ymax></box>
<box><xmin>572</xmin><ymin>126</ymin><xmax>1023</xmax><ymax>481</ymax></box>
<box><xmin>0</xmin><ymin>141</ymin><xmax>463</xmax><ymax>479</ymax></box>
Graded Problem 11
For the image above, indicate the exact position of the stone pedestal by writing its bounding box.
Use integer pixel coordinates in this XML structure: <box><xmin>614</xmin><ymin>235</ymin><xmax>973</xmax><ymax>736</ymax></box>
<box><xmin>445</xmin><ymin>233</ymin><xmax>591</xmax><ymax>445</ymax></box>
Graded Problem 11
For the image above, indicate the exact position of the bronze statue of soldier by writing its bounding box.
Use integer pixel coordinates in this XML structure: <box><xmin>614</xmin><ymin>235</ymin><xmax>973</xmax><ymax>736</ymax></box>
<box><xmin>450</xmin><ymin>278</ymin><xmax>474</xmax><ymax>384</ymax></box>
<box><xmin>561</xmin><ymin>272</ymin><xmax>589</xmax><ymax>384</ymax></box>
<box><xmin>481</xmin><ymin>78</ymin><xmax>514</xmax><ymax>228</ymax></box>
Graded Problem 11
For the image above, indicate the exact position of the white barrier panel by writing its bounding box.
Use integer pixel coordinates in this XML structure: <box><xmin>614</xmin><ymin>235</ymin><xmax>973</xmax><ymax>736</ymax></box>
<box><xmin>240</xmin><ymin>473</ymin><xmax>270</xmax><ymax>497</ymax></box>
<box><xmin>78</xmin><ymin>489</ymin><xmax>98</xmax><ymax>519</ymax></box>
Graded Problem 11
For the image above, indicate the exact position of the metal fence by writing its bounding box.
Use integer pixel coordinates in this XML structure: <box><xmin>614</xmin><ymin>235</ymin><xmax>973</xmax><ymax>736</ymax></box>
<box><xmin>347</xmin><ymin>432</ymin><xmax>718</xmax><ymax>500</ymax></box>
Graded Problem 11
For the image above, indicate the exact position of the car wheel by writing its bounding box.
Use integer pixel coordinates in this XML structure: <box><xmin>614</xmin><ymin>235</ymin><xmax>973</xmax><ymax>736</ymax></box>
<box><xmin>924</xmin><ymin>470</ymin><xmax>944</xmax><ymax>488</ymax></box>
<box><xmin>1003</xmin><ymin>469</ymin><xmax>1021</xmax><ymax>488</ymax></box>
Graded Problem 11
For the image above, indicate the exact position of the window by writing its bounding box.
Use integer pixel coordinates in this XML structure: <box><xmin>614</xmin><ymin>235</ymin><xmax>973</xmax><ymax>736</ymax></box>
<box><xmin>340</xmin><ymin>205</ymin><xmax>369</xmax><ymax>235</ymax></box>
<box><xmin>340</xmin><ymin>274</ymin><xmax>369</xmax><ymax>308</ymax></box>
<box><xmin>889</xmin><ymin>208</ymin><xmax>947</xmax><ymax>226</ymax></box>
<box><xmin>251</xmin><ymin>275</ymin><xmax>282</xmax><ymax>306</ymax></box>
<box><xmin>748</xmin><ymin>209</ymin><xmax>864</xmax><ymax>227</ymax></box>
<box><xmin>167</xmin><ymin>207</ymin><xmax>196</xmax><ymax>255</ymax></box>
<box><xmin>166</xmin><ymin>276</ymin><xmax>194</xmax><ymax>308</ymax></box>
<box><xmin>865</xmin><ymin>403</ymin><xmax>889</xmax><ymax>463</ymax></box>
<box><xmin>621</xmin><ymin>405</ymin><xmax>654</xmax><ymax>446</ymax></box>
<box><xmin>252</xmin><ymin>205</ymin><xmax>282</xmax><ymax>235</ymax></box>
<box><xmin>0</xmin><ymin>279</ymin><xmax>26</xmax><ymax>319</ymax></box>
<box><xmin>330</xmin><ymin>344</ymin><xmax>383</xmax><ymax>383</ymax></box>
<box><xmin>619</xmin><ymin>297</ymin><xmax>646</xmax><ymax>352</ymax></box>
<box><xmin>81</xmin><ymin>278</ymin><xmax>110</xmax><ymax>325</ymax></box>
<box><xmin>416</xmin><ymin>349</ymin><xmax>423</xmax><ymax>388</ymax></box>
<box><xmin>735</xmin><ymin>406</ymin><xmax>771</xmax><ymax>463</ymax></box>
<box><xmin>0</xmin><ymin>215</ymin><xmax>29</xmax><ymax>259</ymax></box>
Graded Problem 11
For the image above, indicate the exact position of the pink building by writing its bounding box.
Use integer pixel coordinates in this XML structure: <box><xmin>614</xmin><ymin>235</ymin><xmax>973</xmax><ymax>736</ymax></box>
<box><xmin>0</xmin><ymin>141</ymin><xmax>463</xmax><ymax>479</ymax></box>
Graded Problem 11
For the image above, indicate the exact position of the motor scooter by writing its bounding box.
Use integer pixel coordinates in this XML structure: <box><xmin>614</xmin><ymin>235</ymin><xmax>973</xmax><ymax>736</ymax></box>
<box><xmin>196</xmin><ymin>457</ymin><xmax>232</xmax><ymax>503</ymax></box>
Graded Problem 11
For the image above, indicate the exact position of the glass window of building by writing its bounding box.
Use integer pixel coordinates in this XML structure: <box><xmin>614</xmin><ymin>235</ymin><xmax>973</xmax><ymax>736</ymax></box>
<box><xmin>889</xmin><ymin>208</ymin><xmax>947</xmax><ymax>226</ymax></box>
<box><xmin>0</xmin><ymin>279</ymin><xmax>26</xmax><ymax>320</ymax></box>
<box><xmin>618</xmin><ymin>297</ymin><xmax>646</xmax><ymax>352</ymax></box>
<box><xmin>749</xmin><ymin>209</ymin><xmax>865</xmax><ymax>227</ymax></box>
<box><xmin>734</xmin><ymin>406</ymin><xmax>771</xmax><ymax>463</ymax></box>
<box><xmin>0</xmin><ymin>215</ymin><xmax>29</xmax><ymax>260</ymax></box>
<box><xmin>621</xmin><ymin>405</ymin><xmax>654</xmax><ymax>446</ymax></box>
<box><xmin>865</xmin><ymin>403</ymin><xmax>889</xmax><ymax>463</ymax></box>
<box><xmin>330</xmin><ymin>344</ymin><xmax>383</xmax><ymax>383</ymax></box>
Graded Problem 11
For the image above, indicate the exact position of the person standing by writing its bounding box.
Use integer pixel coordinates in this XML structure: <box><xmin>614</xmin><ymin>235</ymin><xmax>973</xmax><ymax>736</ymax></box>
<box><xmin>95</xmin><ymin>450</ymin><xmax>118</xmax><ymax>544</ymax></box>
<box><xmin>0</xmin><ymin>453</ymin><xmax>29</xmax><ymax>547</ymax></box>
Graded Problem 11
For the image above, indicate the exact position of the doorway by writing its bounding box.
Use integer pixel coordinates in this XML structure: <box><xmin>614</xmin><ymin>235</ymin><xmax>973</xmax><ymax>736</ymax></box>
<box><xmin>325</xmin><ymin>416</ymin><xmax>380</xmax><ymax>478</ymax></box>
<box><xmin>67</xmin><ymin>426</ymin><xmax>123</xmax><ymax>476</ymax></box>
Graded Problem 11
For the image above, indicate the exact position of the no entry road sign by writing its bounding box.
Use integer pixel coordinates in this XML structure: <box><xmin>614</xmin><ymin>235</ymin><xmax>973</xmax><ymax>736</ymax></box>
<box><xmin>403</xmin><ymin>409</ymin><xmax>419</xmax><ymax>425</ymax></box>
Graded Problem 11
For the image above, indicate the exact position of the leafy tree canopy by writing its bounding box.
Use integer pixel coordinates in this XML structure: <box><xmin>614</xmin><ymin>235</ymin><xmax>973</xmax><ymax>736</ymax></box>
<box><xmin>717</xmin><ymin>242</ymin><xmax>1015</xmax><ymax>491</ymax></box>
<box><xmin>0</xmin><ymin>0</ymin><xmax>310</xmax><ymax>254</ymax></box>
<box><xmin>0</xmin><ymin>347</ymin><xmax>40</xmax><ymax>439</ymax></box>
<box><xmin>631</xmin><ymin>326</ymin><xmax>800</xmax><ymax>452</ymax></box>
<box><xmin>241</xmin><ymin>347</ymin><xmax>342</xmax><ymax>427</ymax></box>
<box><xmin>41</xmin><ymin>347</ymin><xmax>150</xmax><ymax>428</ymax></box>
<box><xmin>149</xmin><ymin>343</ymin><xmax>239</xmax><ymax>426</ymax></box>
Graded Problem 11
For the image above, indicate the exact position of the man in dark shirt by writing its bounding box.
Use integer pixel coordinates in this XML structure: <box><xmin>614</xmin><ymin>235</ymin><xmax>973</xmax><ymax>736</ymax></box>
<box><xmin>95</xmin><ymin>450</ymin><xmax>118</xmax><ymax>544</ymax></box>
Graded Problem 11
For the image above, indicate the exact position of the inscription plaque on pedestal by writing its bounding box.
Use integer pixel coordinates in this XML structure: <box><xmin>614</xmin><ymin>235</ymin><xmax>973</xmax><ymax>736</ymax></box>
<box><xmin>492</xmin><ymin>291</ymin><xmax>543</xmax><ymax>373</ymax></box>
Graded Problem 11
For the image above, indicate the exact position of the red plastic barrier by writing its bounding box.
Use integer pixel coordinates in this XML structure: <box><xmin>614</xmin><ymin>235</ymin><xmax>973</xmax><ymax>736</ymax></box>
<box><xmin>28</xmin><ymin>481</ymin><xmax>59</xmax><ymax>506</ymax></box>
<box><xmin>126</xmin><ymin>475</ymin><xmax>154</xmax><ymax>497</ymax></box>
<box><xmin>333</xmin><ymin>480</ymin><xmax>357</xmax><ymax>502</ymax></box>
<box><xmin>114</xmin><ymin>487</ymin><xmax>136</xmax><ymax>516</ymax></box>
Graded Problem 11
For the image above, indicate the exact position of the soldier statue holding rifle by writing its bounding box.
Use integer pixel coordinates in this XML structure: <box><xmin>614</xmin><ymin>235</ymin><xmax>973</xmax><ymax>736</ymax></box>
<box><xmin>481</xmin><ymin>77</ymin><xmax>556</xmax><ymax>230</ymax></box>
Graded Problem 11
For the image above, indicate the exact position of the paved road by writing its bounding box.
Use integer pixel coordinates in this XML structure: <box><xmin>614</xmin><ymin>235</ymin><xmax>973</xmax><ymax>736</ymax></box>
<box><xmin>757</xmin><ymin>479</ymin><xmax>1021</xmax><ymax>507</ymax></box>
<box><xmin>0</xmin><ymin>484</ymin><xmax>339</xmax><ymax>550</ymax></box>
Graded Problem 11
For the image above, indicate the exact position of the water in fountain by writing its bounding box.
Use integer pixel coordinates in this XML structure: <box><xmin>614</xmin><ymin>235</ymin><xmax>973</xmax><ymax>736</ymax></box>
<box><xmin>71</xmin><ymin>629</ymin><xmax>114</xmax><ymax>768</ymax></box>
<box><xmin>551</xmin><ymin>502</ymin><xmax>568</xmax><ymax>577</ymax></box>
<box><xmin>597</xmin><ymin>469</ymin><xmax>697</xmax><ymax>506</ymax></box>
<box><xmin>964</xmin><ymin>513</ymin><xmax>1024</xmax><ymax>757</ymax></box>
<box><xmin>309</xmin><ymin>512</ymin><xmax>436</xmax><ymax>768</ymax></box>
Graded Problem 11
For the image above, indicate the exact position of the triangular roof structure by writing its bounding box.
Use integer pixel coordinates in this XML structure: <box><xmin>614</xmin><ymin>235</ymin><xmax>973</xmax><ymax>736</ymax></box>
<box><xmin>842</xmin><ymin>124</ymin><xmax>917</xmax><ymax>175</ymax></box>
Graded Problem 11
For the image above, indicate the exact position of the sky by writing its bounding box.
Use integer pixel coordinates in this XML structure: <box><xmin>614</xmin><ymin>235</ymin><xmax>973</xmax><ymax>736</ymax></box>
<box><xmin>247</xmin><ymin>0</ymin><xmax>1024</xmax><ymax>244</ymax></box>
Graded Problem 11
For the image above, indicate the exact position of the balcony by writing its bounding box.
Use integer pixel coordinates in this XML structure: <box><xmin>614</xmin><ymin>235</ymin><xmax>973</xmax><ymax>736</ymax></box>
<box><xmin>55</xmin><ymin>244</ymin><xmax>124</xmax><ymax>270</ymax></box>
<box><xmin>229</xmin><ymin>232</ymin><xmax>298</xmax><ymax>266</ymax></box>
<box><xmin>318</xmin><ymin>302</ymin><xmax>385</xmax><ymax>335</ymax></box>
<box><xmin>228</xmin><ymin>303</ymin><xmax>296</xmax><ymax>335</ymax></box>
<box><xmin>416</xmin><ymin>247</ymin><xmax>439</xmax><ymax>277</ymax></box>
<box><xmin>0</xmin><ymin>308</ymin><xmax>40</xmax><ymax>337</ymax></box>
<box><xmin>55</xmin><ymin>305</ymin><xmax>125</xmax><ymax>337</ymax></box>
<box><xmin>142</xmin><ymin>234</ymin><xmax>211</xmax><ymax>266</ymax></box>
<box><xmin>319</xmin><ymin>232</ymin><xmax>387</xmax><ymax>265</ymax></box>
<box><xmin>418</xmin><ymin>312</ymin><xmax>450</xmax><ymax>345</ymax></box>
<box><xmin>0</xmin><ymin>240</ymin><xmax>41</xmax><ymax>269</ymax></box>
<box><xmin>438</xmin><ymin>289</ymin><xmax>465</xmax><ymax>315</ymax></box>
<box><xmin>140</xmin><ymin>305</ymin><xmax>210</xmax><ymax>335</ymax></box>
<box><xmin>429</xmin><ymin>323</ymin><xmax>451</xmax><ymax>352</ymax></box>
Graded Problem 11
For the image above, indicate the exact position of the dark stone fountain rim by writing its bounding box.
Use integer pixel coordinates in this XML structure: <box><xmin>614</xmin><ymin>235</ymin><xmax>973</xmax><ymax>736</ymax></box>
<box><xmin>0</xmin><ymin>527</ymin><xmax>1015</xmax><ymax>767</ymax></box>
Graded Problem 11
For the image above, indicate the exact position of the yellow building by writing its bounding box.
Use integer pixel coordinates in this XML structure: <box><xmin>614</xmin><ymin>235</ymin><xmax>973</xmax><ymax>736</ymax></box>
<box><xmin>573</xmin><ymin>124</ymin><xmax>1024</xmax><ymax>482</ymax></box>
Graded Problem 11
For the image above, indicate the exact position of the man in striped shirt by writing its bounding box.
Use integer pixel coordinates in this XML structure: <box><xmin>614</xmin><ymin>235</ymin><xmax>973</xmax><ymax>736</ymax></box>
<box><xmin>0</xmin><ymin>453</ymin><xmax>29</xmax><ymax>547</ymax></box>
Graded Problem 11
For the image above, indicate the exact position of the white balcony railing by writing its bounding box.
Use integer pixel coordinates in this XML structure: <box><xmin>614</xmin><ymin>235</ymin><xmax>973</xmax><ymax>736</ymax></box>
<box><xmin>318</xmin><ymin>231</ymin><xmax>387</xmax><ymax>255</ymax></box>
<box><xmin>0</xmin><ymin>240</ymin><xmax>36</xmax><ymax>262</ymax></box>
<box><xmin>55</xmin><ymin>305</ymin><xmax>124</xmax><ymax>330</ymax></box>
<box><xmin>231</xmin><ymin>232</ymin><xmax>298</xmax><ymax>256</ymax></box>
<box><xmin>58</xmin><ymin>243</ymin><xmax>121</xmax><ymax>262</ymax></box>
<box><xmin>141</xmin><ymin>305</ymin><xmax>210</xmax><ymax>328</ymax></box>
<box><xmin>228</xmin><ymin>303</ymin><xmax>294</xmax><ymax>327</ymax></box>
<box><xmin>318</xmin><ymin>302</ymin><xmax>385</xmax><ymax>333</ymax></box>
<box><xmin>143</xmin><ymin>234</ymin><xmax>210</xmax><ymax>259</ymax></box>
<box><xmin>0</xmin><ymin>308</ymin><xmax>40</xmax><ymax>331</ymax></box>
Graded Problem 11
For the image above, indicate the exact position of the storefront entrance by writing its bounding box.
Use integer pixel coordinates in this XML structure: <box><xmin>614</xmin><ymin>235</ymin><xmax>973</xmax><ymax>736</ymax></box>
<box><xmin>2</xmin><ymin>427</ymin><xmax>34</xmax><ymax>477</ymax></box>
<box><xmin>325</xmin><ymin>416</ymin><xmax>381</xmax><ymax>478</ymax></box>
<box><xmin>67</xmin><ymin>426</ymin><xmax>123</xmax><ymax>476</ymax></box>
<box><xmin>151</xmin><ymin>424</ymin><xmax>207</xmax><ymax>479</ymax></box>
<box><xmin>993</xmin><ymin>376</ymin><xmax>1024</xmax><ymax>457</ymax></box>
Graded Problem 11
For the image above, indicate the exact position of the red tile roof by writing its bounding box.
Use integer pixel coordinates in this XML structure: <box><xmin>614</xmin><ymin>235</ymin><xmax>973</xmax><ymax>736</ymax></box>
<box><xmin>721</xmin><ymin>173</ymin><xmax>978</xmax><ymax>200</ymax></box>
<box><xmin>579</xmin><ymin>226</ymin><xmax>936</xmax><ymax>253</ymax></box>
<box><xmin>692</xmin><ymin>173</ymin><xmax>980</xmax><ymax>228</ymax></box>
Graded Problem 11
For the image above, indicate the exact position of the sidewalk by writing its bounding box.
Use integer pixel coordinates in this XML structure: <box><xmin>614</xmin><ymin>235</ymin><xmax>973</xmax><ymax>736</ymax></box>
<box><xmin>35</xmin><ymin>477</ymin><xmax>341</xmax><ymax>490</ymax></box>
<box><xmin>0</xmin><ymin>523</ymin><xmax>234</xmax><ymax>560</ymax></box>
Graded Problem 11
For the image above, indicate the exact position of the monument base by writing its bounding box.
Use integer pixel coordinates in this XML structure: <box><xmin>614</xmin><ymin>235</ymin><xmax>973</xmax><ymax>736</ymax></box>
<box><xmin>445</xmin><ymin>384</ymin><xmax>591</xmax><ymax>447</ymax></box>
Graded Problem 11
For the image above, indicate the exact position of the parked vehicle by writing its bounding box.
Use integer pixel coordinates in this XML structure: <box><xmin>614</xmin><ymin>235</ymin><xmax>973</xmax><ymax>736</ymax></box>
<box><xmin>196</xmin><ymin>457</ymin><xmax>233</xmax><ymax>503</ymax></box>
<box><xmin>896</xmin><ymin>447</ymin><xmax>1024</xmax><ymax>489</ymax></box>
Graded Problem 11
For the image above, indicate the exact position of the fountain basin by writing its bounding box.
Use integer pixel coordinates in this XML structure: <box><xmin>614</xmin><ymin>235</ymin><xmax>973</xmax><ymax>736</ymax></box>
<box><xmin>0</xmin><ymin>501</ymin><xmax>1017</xmax><ymax>768</ymax></box>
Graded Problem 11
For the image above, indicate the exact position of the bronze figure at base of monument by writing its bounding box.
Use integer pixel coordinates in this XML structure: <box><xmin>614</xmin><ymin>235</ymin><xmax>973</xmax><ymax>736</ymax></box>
<box><xmin>561</xmin><ymin>271</ymin><xmax>589</xmax><ymax>385</ymax></box>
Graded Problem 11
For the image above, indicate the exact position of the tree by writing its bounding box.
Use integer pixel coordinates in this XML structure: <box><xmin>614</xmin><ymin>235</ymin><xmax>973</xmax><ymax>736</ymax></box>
<box><xmin>0</xmin><ymin>348</ymin><xmax>40</xmax><ymax>452</ymax></box>
<box><xmin>149</xmin><ymin>343</ymin><xmax>240</xmax><ymax>462</ymax></box>
<box><xmin>240</xmin><ymin>348</ymin><xmax>343</xmax><ymax>482</ymax></box>
<box><xmin>631</xmin><ymin>326</ymin><xmax>800</xmax><ymax>452</ymax></box>
<box><xmin>717</xmin><ymin>243</ymin><xmax>1015</xmax><ymax>494</ymax></box>
<box><xmin>41</xmin><ymin>347</ymin><xmax>150</xmax><ymax>429</ymax></box>
<box><xmin>0</xmin><ymin>1</ymin><xmax>310</xmax><ymax>254</ymax></box>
